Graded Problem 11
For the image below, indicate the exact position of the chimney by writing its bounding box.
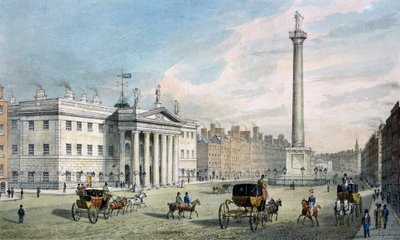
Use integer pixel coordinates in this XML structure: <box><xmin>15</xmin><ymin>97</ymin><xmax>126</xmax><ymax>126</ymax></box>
<box><xmin>215</xmin><ymin>128</ymin><xmax>224</xmax><ymax>137</ymax></box>
<box><xmin>264</xmin><ymin>135</ymin><xmax>273</xmax><ymax>143</ymax></box>
<box><xmin>92</xmin><ymin>95</ymin><xmax>101</xmax><ymax>105</ymax></box>
<box><xmin>35</xmin><ymin>88</ymin><xmax>47</xmax><ymax>101</ymax></box>
<box><xmin>64</xmin><ymin>88</ymin><xmax>74</xmax><ymax>101</ymax></box>
<box><xmin>210</xmin><ymin>123</ymin><xmax>216</xmax><ymax>137</ymax></box>
<box><xmin>80</xmin><ymin>93</ymin><xmax>88</xmax><ymax>103</ymax></box>
<box><xmin>253</xmin><ymin>126</ymin><xmax>259</xmax><ymax>139</ymax></box>
<box><xmin>235</xmin><ymin>125</ymin><xmax>240</xmax><ymax>139</ymax></box>
<box><xmin>201</xmin><ymin>128</ymin><xmax>208</xmax><ymax>140</ymax></box>
<box><xmin>0</xmin><ymin>85</ymin><xmax>3</xmax><ymax>100</ymax></box>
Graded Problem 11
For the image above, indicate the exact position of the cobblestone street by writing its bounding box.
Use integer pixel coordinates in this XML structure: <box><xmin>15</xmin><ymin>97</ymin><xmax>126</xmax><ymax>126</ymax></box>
<box><xmin>0</xmin><ymin>179</ymin><xmax>375</xmax><ymax>239</ymax></box>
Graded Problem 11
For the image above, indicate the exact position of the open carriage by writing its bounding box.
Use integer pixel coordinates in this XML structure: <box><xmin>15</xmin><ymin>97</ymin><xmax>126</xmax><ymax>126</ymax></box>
<box><xmin>218</xmin><ymin>184</ymin><xmax>266</xmax><ymax>231</ymax></box>
<box><xmin>337</xmin><ymin>184</ymin><xmax>362</xmax><ymax>217</ymax></box>
<box><xmin>71</xmin><ymin>188</ymin><xmax>113</xmax><ymax>224</ymax></box>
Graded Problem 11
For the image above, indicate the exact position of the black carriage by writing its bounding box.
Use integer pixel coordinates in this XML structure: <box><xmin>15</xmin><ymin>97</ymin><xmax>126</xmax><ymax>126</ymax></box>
<box><xmin>218</xmin><ymin>184</ymin><xmax>266</xmax><ymax>231</ymax></box>
<box><xmin>71</xmin><ymin>188</ymin><xmax>113</xmax><ymax>224</ymax></box>
<box><xmin>337</xmin><ymin>184</ymin><xmax>362</xmax><ymax>217</ymax></box>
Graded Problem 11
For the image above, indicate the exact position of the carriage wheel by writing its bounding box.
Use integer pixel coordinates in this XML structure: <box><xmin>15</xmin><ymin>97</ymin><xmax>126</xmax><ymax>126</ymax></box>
<box><xmin>71</xmin><ymin>203</ymin><xmax>81</xmax><ymax>221</ymax></box>
<box><xmin>218</xmin><ymin>202</ymin><xmax>230</xmax><ymax>229</ymax></box>
<box><xmin>250</xmin><ymin>206</ymin><xmax>260</xmax><ymax>231</ymax></box>
<box><xmin>88</xmin><ymin>205</ymin><xmax>99</xmax><ymax>224</ymax></box>
<box><xmin>103</xmin><ymin>207</ymin><xmax>110</xmax><ymax>219</ymax></box>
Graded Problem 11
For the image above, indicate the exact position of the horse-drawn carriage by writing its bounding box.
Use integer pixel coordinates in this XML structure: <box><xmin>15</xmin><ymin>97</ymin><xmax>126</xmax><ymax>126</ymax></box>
<box><xmin>212</xmin><ymin>184</ymin><xmax>233</xmax><ymax>194</ymax></box>
<box><xmin>218</xmin><ymin>184</ymin><xmax>266</xmax><ymax>231</ymax></box>
<box><xmin>336</xmin><ymin>184</ymin><xmax>362</xmax><ymax>217</ymax></box>
<box><xmin>71</xmin><ymin>188</ymin><xmax>113</xmax><ymax>224</ymax></box>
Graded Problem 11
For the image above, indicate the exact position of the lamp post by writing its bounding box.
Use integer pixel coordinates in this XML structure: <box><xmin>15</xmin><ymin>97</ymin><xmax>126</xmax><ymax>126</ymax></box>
<box><xmin>314</xmin><ymin>167</ymin><xmax>318</xmax><ymax>180</ymax></box>
<box><xmin>282</xmin><ymin>167</ymin><xmax>287</xmax><ymax>186</ymax></box>
<box><xmin>300</xmin><ymin>167</ymin><xmax>305</xmax><ymax>186</ymax></box>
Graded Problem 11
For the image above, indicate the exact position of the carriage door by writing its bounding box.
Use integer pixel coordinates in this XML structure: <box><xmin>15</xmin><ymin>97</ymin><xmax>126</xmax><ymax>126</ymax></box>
<box><xmin>87</xmin><ymin>176</ymin><xmax>92</xmax><ymax>187</ymax></box>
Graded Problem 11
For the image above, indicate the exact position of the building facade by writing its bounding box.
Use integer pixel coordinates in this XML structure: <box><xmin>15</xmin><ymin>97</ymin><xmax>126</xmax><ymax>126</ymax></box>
<box><xmin>0</xmin><ymin>85</ymin><xmax>8</xmax><ymax>192</ymax></box>
<box><xmin>197</xmin><ymin>124</ymin><xmax>289</xmax><ymax>180</ymax></box>
<box><xmin>361</xmin><ymin>124</ymin><xmax>384</xmax><ymax>187</ymax></box>
<box><xmin>382</xmin><ymin>102</ymin><xmax>400</xmax><ymax>215</ymax></box>
<box><xmin>8</xmin><ymin>87</ymin><xmax>197</xmax><ymax>190</ymax></box>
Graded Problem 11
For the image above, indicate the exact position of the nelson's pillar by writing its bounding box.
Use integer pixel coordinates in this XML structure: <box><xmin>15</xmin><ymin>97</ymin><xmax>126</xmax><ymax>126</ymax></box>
<box><xmin>286</xmin><ymin>11</ymin><xmax>312</xmax><ymax>176</ymax></box>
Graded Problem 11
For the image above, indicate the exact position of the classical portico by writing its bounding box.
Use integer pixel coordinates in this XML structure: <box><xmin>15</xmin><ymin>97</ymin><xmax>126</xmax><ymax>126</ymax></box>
<box><xmin>116</xmin><ymin>107</ymin><xmax>183</xmax><ymax>189</ymax></box>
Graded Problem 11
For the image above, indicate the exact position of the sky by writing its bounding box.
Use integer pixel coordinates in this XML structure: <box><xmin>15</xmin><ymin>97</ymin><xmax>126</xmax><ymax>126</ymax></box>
<box><xmin>0</xmin><ymin>0</ymin><xmax>399</xmax><ymax>153</ymax></box>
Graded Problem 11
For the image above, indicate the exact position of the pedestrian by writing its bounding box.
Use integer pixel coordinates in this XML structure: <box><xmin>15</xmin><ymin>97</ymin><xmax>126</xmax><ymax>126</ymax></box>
<box><xmin>36</xmin><ymin>187</ymin><xmax>41</xmax><ymax>198</ymax></box>
<box><xmin>11</xmin><ymin>188</ymin><xmax>14</xmax><ymax>198</ymax></box>
<box><xmin>7</xmin><ymin>188</ymin><xmax>10</xmax><ymax>198</ymax></box>
<box><xmin>63</xmin><ymin>182</ymin><xmax>66</xmax><ymax>193</ymax></box>
<box><xmin>361</xmin><ymin>209</ymin><xmax>371</xmax><ymax>238</ymax></box>
<box><xmin>327</xmin><ymin>184</ymin><xmax>330</xmax><ymax>192</ymax></box>
<box><xmin>372</xmin><ymin>193</ymin><xmax>376</xmax><ymax>202</ymax></box>
<box><xmin>374</xmin><ymin>203</ymin><xmax>382</xmax><ymax>229</ymax></box>
<box><xmin>20</xmin><ymin>188</ymin><xmax>24</xmax><ymax>200</ymax></box>
<box><xmin>18</xmin><ymin>205</ymin><xmax>25</xmax><ymax>224</ymax></box>
<box><xmin>382</xmin><ymin>204</ymin><xmax>389</xmax><ymax>229</ymax></box>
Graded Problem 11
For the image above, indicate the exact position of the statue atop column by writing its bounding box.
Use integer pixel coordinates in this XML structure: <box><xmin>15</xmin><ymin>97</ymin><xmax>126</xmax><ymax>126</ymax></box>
<box><xmin>294</xmin><ymin>10</ymin><xmax>304</xmax><ymax>31</ymax></box>
<box><xmin>132</xmin><ymin>88</ymin><xmax>141</xmax><ymax>107</ymax></box>
<box><xmin>155</xmin><ymin>84</ymin><xmax>162</xmax><ymax>107</ymax></box>
<box><xmin>174</xmin><ymin>100</ymin><xmax>180</xmax><ymax>115</ymax></box>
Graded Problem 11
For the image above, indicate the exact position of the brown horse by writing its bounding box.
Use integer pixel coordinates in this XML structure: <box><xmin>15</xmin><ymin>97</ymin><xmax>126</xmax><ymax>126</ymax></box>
<box><xmin>297</xmin><ymin>199</ymin><xmax>321</xmax><ymax>226</ymax></box>
<box><xmin>109</xmin><ymin>196</ymin><xmax>127</xmax><ymax>217</ymax></box>
<box><xmin>178</xmin><ymin>199</ymin><xmax>201</xmax><ymax>219</ymax></box>
<box><xmin>166</xmin><ymin>202</ymin><xmax>179</xmax><ymax>219</ymax></box>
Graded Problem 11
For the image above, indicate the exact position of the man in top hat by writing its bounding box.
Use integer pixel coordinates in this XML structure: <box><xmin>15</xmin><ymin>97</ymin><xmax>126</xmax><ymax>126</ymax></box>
<box><xmin>308</xmin><ymin>188</ymin><xmax>317</xmax><ymax>215</ymax></box>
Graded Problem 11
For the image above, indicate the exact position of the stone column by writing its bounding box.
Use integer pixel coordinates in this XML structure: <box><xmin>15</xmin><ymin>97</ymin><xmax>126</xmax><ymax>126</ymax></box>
<box><xmin>173</xmin><ymin>135</ymin><xmax>179</xmax><ymax>186</ymax></box>
<box><xmin>119</xmin><ymin>130</ymin><xmax>126</xmax><ymax>183</ymax></box>
<box><xmin>153</xmin><ymin>133</ymin><xmax>160</xmax><ymax>188</ymax></box>
<box><xmin>144</xmin><ymin>131</ymin><xmax>151</xmax><ymax>189</ymax></box>
<box><xmin>160</xmin><ymin>134</ymin><xmax>167</xmax><ymax>187</ymax></box>
<box><xmin>289</xmin><ymin>30</ymin><xmax>307</xmax><ymax>148</ymax></box>
<box><xmin>132</xmin><ymin>131</ymin><xmax>140</xmax><ymax>188</ymax></box>
<box><xmin>167</xmin><ymin>135</ymin><xmax>173</xmax><ymax>185</ymax></box>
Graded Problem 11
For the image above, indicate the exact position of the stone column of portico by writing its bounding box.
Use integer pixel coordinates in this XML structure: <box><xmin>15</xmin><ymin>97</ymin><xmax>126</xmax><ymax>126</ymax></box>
<box><xmin>119</xmin><ymin>130</ymin><xmax>126</xmax><ymax>183</ymax></box>
<box><xmin>289</xmin><ymin>29</ymin><xmax>307</xmax><ymax>148</ymax></box>
<box><xmin>153</xmin><ymin>133</ymin><xmax>160</xmax><ymax>188</ymax></box>
<box><xmin>160</xmin><ymin>134</ymin><xmax>167</xmax><ymax>187</ymax></box>
<box><xmin>144</xmin><ymin>131</ymin><xmax>151</xmax><ymax>189</ymax></box>
<box><xmin>132</xmin><ymin>131</ymin><xmax>140</xmax><ymax>188</ymax></box>
<box><xmin>167</xmin><ymin>135</ymin><xmax>173</xmax><ymax>186</ymax></box>
<box><xmin>173</xmin><ymin>135</ymin><xmax>179</xmax><ymax>186</ymax></box>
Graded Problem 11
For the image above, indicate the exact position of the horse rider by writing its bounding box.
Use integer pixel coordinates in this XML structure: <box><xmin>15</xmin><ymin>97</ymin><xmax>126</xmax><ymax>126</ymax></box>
<box><xmin>184</xmin><ymin>192</ymin><xmax>192</xmax><ymax>208</ymax></box>
<box><xmin>308</xmin><ymin>189</ymin><xmax>317</xmax><ymax>215</ymax></box>
<box><xmin>176</xmin><ymin>192</ymin><xmax>183</xmax><ymax>206</ymax></box>
<box><xmin>257</xmin><ymin>175</ymin><xmax>268</xmax><ymax>210</ymax></box>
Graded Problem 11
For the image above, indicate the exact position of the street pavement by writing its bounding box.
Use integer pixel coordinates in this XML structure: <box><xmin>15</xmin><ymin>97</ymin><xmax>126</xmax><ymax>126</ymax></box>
<box><xmin>354</xmin><ymin>190</ymin><xmax>400</xmax><ymax>240</ymax></box>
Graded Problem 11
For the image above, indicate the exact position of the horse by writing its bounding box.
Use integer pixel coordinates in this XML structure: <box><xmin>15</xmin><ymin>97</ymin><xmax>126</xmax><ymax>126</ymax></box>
<box><xmin>166</xmin><ymin>202</ymin><xmax>179</xmax><ymax>219</ymax></box>
<box><xmin>125</xmin><ymin>191</ymin><xmax>147</xmax><ymax>213</ymax></box>
<box><xmin>342</xmin><ymin>199</ymin><xmax>353</xmax><ymax>226</ymax></box>
<box><xmin>297</xmin><ymin>199</ymin><xmax>321</xmax><ymax>226</ymax></box>
<box><xmin>178</xmin><ymin>199</ymin><xmax>201</xmax><ymax>219</ymax></box>
<box><xmin>334</xmin><ymin>199</ymin><xmax>344</xmax><ymax>226</ymax></box>
<box><xmin>109</xmin><ymin>196</ymin><xmax>127</xmax><ymax>217</ymax></box>
<box><xmin>265</xmin><ymin>198</ymin><xmax>282</xmax><ymax>222</ymax></box>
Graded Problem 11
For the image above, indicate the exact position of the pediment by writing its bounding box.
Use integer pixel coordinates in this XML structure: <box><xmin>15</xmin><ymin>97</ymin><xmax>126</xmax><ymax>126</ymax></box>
<box><xmin>138</xmin><ymin>107</ymin><xmax>183</xmax><ymax>124</ymax></box>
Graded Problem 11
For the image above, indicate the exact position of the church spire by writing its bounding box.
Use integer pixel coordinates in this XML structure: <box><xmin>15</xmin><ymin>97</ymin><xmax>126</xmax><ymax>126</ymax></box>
<box><xmin>355</xmin><ymin>138</ymin><xmax>359</xmax><ymax>152</ymax></box>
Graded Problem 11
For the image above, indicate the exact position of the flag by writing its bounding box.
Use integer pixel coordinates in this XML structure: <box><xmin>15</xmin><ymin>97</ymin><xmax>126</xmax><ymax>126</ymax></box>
<box><xmin>122</xmin><ymin>73</ymin><xmax>131</xmax><ymax>78</ymax></box>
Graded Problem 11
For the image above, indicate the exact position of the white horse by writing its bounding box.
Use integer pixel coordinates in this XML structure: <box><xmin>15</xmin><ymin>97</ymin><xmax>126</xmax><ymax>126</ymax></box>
<box><xmin>334</xmin><ymin>199</ymin><xmax>344</xmax><ymax>226</ymax></box>
<box><xmin>125</xmin><ymin>191</ymin><xmax>148</xmax><ymax>213</ymax></box>
<box><xmin>343</xmin><ymin>199</ymin><xmax>353</xmax><ymax>226</ymax></box>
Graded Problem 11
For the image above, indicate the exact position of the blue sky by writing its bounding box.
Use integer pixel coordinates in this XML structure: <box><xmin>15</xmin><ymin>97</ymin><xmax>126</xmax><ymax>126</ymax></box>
<box><xmin>0</xmin><ymin>0</ymin><xmax>399</xmax><ymax>153</ymax></box>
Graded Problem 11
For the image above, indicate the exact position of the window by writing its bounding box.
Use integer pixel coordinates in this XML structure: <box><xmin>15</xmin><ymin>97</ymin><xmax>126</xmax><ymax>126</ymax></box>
<box><xmin>109</xmin><ymin>173</ymin><xmax>114</xmax><ymax>183</ymax></box>
<box><xmin>108</xmin><ymin>146</ymin><xmax>114</xmax><ymax>156</ymax></box>
<box><xmin>192</xmin><ymin>150</ymin><xmax>195</xmax><ymax>158</ymax></box>
<box><xmin>0</xmin><ymin>145</ymin><xmax>3</xmax><ymax>156</ymax></box>
<box><xmin>11</xmin><ymin>120</ymin><xmax>17</xmax><ymax>129</ymax></box>
<box><xmin>12</xmin><ymin>145</ymin><xmax>18</xmax><ymax>155</ymax></box>
<box><xmin>66</xmin><ymin>120</ymin><xmax>72</xmax><ymax>131</ymax></box>
<box><xmin>12</xmin><ymin>171</ymin><xmax>18</xmax><ymax>182</ymax></box>
<box><xmin>99</xmin><ymin>124</ymin><xmax>104</xmax><ymax>132</ymax></box>
<box><xmin>77</xmin><ymin>144</ymin><xmax>82</xmax><ymax>155</ymax></box>
<box><xmin>66</xmin><ymin>172</ymin><xmax>71</xmax><ymax>182</ymax></box>
<box><xmin>76</xmin><ymin>172</ymin><xmax>81</xmax><ymax>182</ymax></box>
<box><xmin>29</xmin><ymin>121</ymin><xmax>34</xmax><ymax>131</ymax></box>
<box><xmin>108</xmin><ymin>124</ymin><xmax>114</xmax><ymax>133</ymax></box>
<box><xmin>98</xmin><ymin>145</ymin><xmax>104</xmax><ymax>156</ymax></box>
<box><xmin>28</xmin><ymin>144</ymin><xmax>34</xmax><ymax>155</ymax></box>
<box><xmin>77</xmin><ymin>121</ymin><xmax>82</xmax><ymax>131</ymax></box>
<box><xmin>28</xmin><ymin>172</ymin><xmax>35</xmax><ymax>183</ymax></box>
<box><xmin>187</xmin><ymin>150</ymin><xmax>189</xmax><ymax>158</ymax></box>
<box><xmin>66</xmin><ymin>143</ymin><xmax>72</xmax><ymax>155</ymax></box>
<box><xmin>181</xmin><ymin>150</ymin><xmax>184</xmax><ymax>158</ymax></box>
<box><xmin>43</xmin><ymin>144</ymin><xmax>49</xmax><ymax>155</ymax></box>
<box><xmin>181</xmin><ymin>131</ymin><xmax>184</xmax><ymax>138</ymax></box>
<box><xmin>87</xmin><ymin>144</ymin><xmax>93</xmax><ymax>156</ymax></box>
<box><xmin>99</xmin><ymin>173</ymin><xmax>104</xmax><ymax>183</ymax></box>
<box><xmin>0</xmin><ymin>124</ymin><xmax>3</xmax><ymax>134</ymax></box>
<box><xmin>43</xmin><ymin>172</ymin><xmax>49</xmax><ymax>182</ymax></box>
<box><xmin>88</xmin><ymin>123</ymin><xmax>93</xmax><ymax>132</ymax></box>
<box><xmin>43</xmin><ymin>120</ymin><xmax>49</xmax><ymax>130</ymax></box>
<box><xmin>191</xmin><ymin>132</ymin><xmax>194</xmax><ymax>139</ymax></box>
<box><xmin>186</xmin><ymin>132</ymin><xmax>189</xmax><ymax>138</ymax></box>
<box><xmin>0</xmin><ymin>164</ymin><xmax>3</xmax><ymax>176</ymax></box>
